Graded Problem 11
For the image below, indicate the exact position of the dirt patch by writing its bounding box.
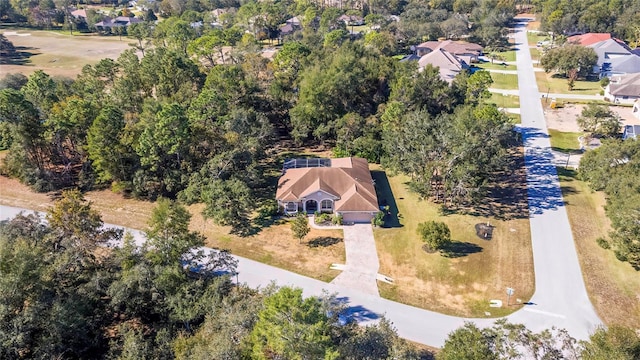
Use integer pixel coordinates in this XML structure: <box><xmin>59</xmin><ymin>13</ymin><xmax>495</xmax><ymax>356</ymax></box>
<box><xmin>545</xmin><ymin>104</ymin><xmax>640</xmax><ymax>132</ymax></box>
<box><xmin>2</xmin><ymin>29</ymin><xmax>136</xmax><ymax>78</ymax></box>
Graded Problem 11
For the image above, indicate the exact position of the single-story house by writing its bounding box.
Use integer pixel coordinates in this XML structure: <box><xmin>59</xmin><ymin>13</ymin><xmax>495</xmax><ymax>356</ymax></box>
<box><xmin>70</xmin><ymin>9</ymin><xmax>87</xmax><ymax>21</ymax></box>
<box><xmin>276</xmin><ymin>157</ymin><xmax>380</xmax><ymax>223</ymax></box>
<box><xmin>95</xmin><ymin>16</ymin><xmax>141</xmax><ymax>30</ymax></box>
<box><xmin>604</xmin><ymin>73</ymin><xmax>640</xmax><ymax>105</ymax></box>
<box><xmin>414</xmin><ymin>40</ymin><xmax>483</xmax><ymax>63</ymax></box>
<box><xmin>623</xmin><ymin>124</ymin><xmax>640</xmax><ymax>140</ymax></box>
<box><xmin>279</xmin><ymin>17</ymin><xmax>302</xmax><ymax>37</ymax></box>
<box><xmin>417</xmin><ymin>48</ymin><xmax>469</xmax><ymax>83</ymax></box>
<box><xmin>338</xmin><ymin>14</ymin><xmax>365</xmax><ymax>26</ymax></box>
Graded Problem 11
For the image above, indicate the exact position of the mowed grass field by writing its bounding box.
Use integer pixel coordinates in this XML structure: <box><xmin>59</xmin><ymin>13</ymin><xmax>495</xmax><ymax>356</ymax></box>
<box><xmin>371</xmin><ymin>164</ymin><xmax>534</xmax><ymax>318</ymax></box>
<box><xmin>0</xmin><ymin>171</ymin><xmax>345</xmax><ymax>283</ymax></box>
<box><xmin>1</xmin><ymin>28</ymin><xmax>135</xmax><ymax>77</ymax></box>
<box><xmin>488</xmin><ymin>92</ymin><xmax>520</xmax><ymax>108</ymax></box>
<box><xmin>490</xmin><ymin>73</ymin><xmax>519</xmax><ymax>90</ymax></box>
<box><xmin>536</xmin><ymin>72</ymin><xmax>602</xmax><ymax>96</ymax></box>
<box><xmin>558</xmin><ymin>169</ymin><xmax>640</xmax><ymax>327</ymax></box>
<box><xmin>548</xmin><ymin>129</ymin><xmax>583</xmax><ymax>153</ymax></box>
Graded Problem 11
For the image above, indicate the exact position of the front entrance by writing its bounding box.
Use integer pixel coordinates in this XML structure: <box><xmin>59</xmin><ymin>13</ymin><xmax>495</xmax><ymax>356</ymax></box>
<box><xmin>305</xmin><ymin>199</ymin><xmax>318</xmax><ymax>213</ymax></box>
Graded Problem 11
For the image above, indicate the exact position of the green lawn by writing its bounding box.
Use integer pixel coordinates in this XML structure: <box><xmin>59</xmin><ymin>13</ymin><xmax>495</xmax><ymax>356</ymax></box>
<box><xmin>530</xmin><ymin>48</ymin><xmax>541</xmax><ymax>61</ymax></box>
<box><xmin>370</xmin><ymin>166</ymin><xmax>534</xmax><ymax>318</ymax></box>
<box><xmin>475</xmin><ymin>62</ymin><xmax>517</xmax><ymax>71</ymax></box>
<box><xmin>548</xmin><ymin>129</ymin><xmax>583</xmax><ymax>153</ymax></box>
<box><xmin>496</xmin><ymin>49</ymin><xmax>516</xmax><ymax>62</ymax></box>
<box><xmin>536</xmin><ymin>72</ymin><xmax>602</xmax><ymax>96</ymax></box>
<box><xmin>488</xmin><ymin>93</ymin><xmax>520</xmax><ymax>108</ymax></box>
<box><xmin>507</xmin><ymin>113</ymin><xmax>521</xmax><ymax>124</ymax></box>
<box><xmin>490</xmin><ymin>73</ymin><xmax>519</xmax><ymax>90</ymax></box>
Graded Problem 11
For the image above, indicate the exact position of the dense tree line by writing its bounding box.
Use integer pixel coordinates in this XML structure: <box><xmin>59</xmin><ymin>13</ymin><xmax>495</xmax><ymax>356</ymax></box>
<box><xmin>533</xmin><ymin>0</ymin><xmax>640</xmax><ymax>46</ymax></box>
<box><xmin>0</xmin><ymin>192</ymin><xmax>426</xmax><ymax>359</ymax></box>
<box><xmin>440</xmin><ymin>320</ymin><xmax>640</xmax><ymax>360</ymax></box>
<box><xmin>1</xmin><ymin>2</ymin><xmax>517</xmax><ymax>225</ymax></box>
<box><xmin>579</xmin><ymin>139</ymin><xmax>640</xmax><ymax>269</ymax></box>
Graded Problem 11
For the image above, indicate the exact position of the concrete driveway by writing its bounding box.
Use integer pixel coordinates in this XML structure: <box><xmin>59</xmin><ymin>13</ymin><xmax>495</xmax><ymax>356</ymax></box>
<box><xmin>330</xmin><ymin>224</ymin><xmax>380</xmax><ymax>296</ymax></box>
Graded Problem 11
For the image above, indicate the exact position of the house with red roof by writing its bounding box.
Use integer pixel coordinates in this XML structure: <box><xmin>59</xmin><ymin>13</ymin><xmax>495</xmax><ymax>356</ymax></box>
<box><xmin>568</xmin><ymin>33</ymin><xmax>640</xmax><ymax>77</ymax></box>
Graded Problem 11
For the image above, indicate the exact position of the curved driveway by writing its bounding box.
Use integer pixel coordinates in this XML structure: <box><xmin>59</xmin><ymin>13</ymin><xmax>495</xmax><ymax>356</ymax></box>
<box><xmin>0</xmin><ymin>20</ymin><xmax>602</xmax><ymax>349</ymax></box>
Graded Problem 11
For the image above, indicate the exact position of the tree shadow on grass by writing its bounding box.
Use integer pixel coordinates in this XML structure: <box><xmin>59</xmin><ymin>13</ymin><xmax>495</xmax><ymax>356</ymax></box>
<box><xmin>307</xmin><ymin>236</ymin><xmax>342</xmax><ymax>248</ymax></box>
<box><xmin>371</xmin><ymin>170</ymin><xmax>402</xmax><ymax>228</ymax></box>
<box><xmin>0</xmin><ymin>46</ymin><xmax>37</xmax><ymax>65</ymax></box>
<box><xmin>440</xmin><ymin>241</ymin><xmax>483</xmax><ymax>258</ymax></box>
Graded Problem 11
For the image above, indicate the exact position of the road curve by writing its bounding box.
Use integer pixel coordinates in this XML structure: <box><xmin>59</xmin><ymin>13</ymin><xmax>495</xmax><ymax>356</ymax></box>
<box><xmin>0</xmin><ymin>20</ymin><xmax>602</xmax><ymax>348</ymax></box>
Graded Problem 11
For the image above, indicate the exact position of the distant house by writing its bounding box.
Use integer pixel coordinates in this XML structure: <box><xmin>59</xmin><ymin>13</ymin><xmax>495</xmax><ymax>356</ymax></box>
<box><xmin>415</xmin><ymin>40</ymin><xmax>483</xmax><ymax>64</ymax></box>
<box><xmin>276</xmin><ymin>157</ymin><xmax>379</xmax><ymax>223</ymax></box>
<box><xmin>604</xmin><ymin>73</ymin><xmax>640</xmax><ymax>105</ymax></box>
<box><xmin>94</xmin><ymin>16</ymin><xmax>141</xmax><ymax>30</ymax></box>
<box><xmin>568</xmin><ymin>33</ymin><xmax>640</xmax><ymax>77</ymax></box>
<box><xmin>70</xmin><ymin>9</ymin><xmax>87</xmax><ymax>21</ymax></box>
<box><xmin>279</xmin><ymin>16</ymin><xmax>302</xmax><ymax>37</ymax></box>
<box><xmin>403</xmin><ymin>48</ymin><xmax>469</xmax><ymax>83</ymax></box>
<box><xmin>338</xmin><ymin>14</ymin><xmax>365</xmax><ymax>26</ymax></box>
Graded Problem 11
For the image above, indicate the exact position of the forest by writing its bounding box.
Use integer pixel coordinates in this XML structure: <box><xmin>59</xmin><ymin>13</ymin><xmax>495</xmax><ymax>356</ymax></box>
<box><xmin>1</xmin><ymin>0</ymin><xmax>520</xmax><ymax>235</ymax></box>
<box><xmin>2</xmin><ymin>191</ymin><xmax>639</xmax><ymax>359</ymax></box>
<box><xmin>533</xmin><ymin>0</ymin><xmax>640</xmax><ymax>46</ymax></box>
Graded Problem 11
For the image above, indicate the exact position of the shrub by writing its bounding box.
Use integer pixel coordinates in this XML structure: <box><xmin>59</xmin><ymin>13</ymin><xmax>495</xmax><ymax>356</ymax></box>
<box><xmin>331</xmin><ymin>214</ymin><xmax>343</xmax><ymax>225</ymax></box>
<box><xmin>417</xmin><ymin>221</ymin><xmax>451</xmax><ymax>251</ymax></box>
<box><xmin>371</xmin><ymin>211</ymin><xmax>385</xmax><ymax>227</ymax></box>
<box><xmin>314</xmin><ymin>213</ymin><xmax>331</xmax><ymax>224</ymax></box>
<box><xmin>258</xmin><ymin>200</ymin><xmax>280</xmax><ymax>218</ymax></box>
<box><xmin>596</xmin><ymin>237</ymin><xmax>610</xmax><ymax>249</ymax></box>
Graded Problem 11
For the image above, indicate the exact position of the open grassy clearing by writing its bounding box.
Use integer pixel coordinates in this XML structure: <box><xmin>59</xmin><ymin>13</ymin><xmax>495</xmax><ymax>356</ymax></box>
<box><xmin>494</xmin><ymin>49</ymin><xmax>516</xmax><ymax>62</ymax></box>
<box><xmin>526</xmin><ymin>31</ymin><xmax>548</xmax><ymax>46</ymax></box>
<box><xmin>474</xmin><ymin>62</ymin><xmax>517</xmax><ymax>71</ymax></box>
<box><xmin>488</xmin><ymin>92</ymin><xmax>520</xmax><ymax>108</ymax></box>
<box><xmin>547</xmin><ymin>129</ymin><xmax>583</xmax><ymax>153</ymax></box>
<box><xmin>529</xmin><ymin>47</ymin><xmax>541</xmax><ymax>61</ymax></box>
<box><xmin>490</xmin><ymin>73</ymin><xmax>519</xmax><ymax>90</ymax></box>
<box><xmin>0</xmin><ymin>174</ymin><xmax>345</xmax><ymax>282</ymax></box>
<box><xmin>371</xmin><ymin>158</ymin><xmax>534</xmax><ymax>318</ymax></box>
<box><xmin>536</xmin><ymin>72</ymin><xmax>602</xmax><ymax>96</ymax></box>
<box><xmin>558</xmin><ymin>168</ymin><xmax>640</xmax><ymax>327</ymax></box>
<box><xmin>0</xmin><ymin>28</ymin><xmax>135</xmax><ymax>77</ymax></box>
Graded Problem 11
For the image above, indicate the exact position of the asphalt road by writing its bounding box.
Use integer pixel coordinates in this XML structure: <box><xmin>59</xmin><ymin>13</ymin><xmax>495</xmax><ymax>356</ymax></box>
<box><xmin>505</xmin><ymin>20</ymin><xmax>602</xmax><ymax>339</ymax></box>
<box><xmin>0</xmin><ymin>20</ymin><xmax>603</xmax><ymax>349</ymax></box>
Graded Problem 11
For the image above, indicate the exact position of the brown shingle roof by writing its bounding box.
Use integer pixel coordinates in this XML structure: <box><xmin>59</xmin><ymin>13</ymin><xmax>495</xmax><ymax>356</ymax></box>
<box><xmin>416</xmin><ymin>40</ymin><xmax>483</xmax><ymax>56</ymax></box>
<box><xmin>276</xmin><ymin>157</ymin><xmax>379</xmax><ymax>212</ymax></box>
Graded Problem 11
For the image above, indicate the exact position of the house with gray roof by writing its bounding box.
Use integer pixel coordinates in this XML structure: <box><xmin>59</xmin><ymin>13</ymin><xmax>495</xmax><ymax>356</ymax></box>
<box><xmin>570</xmin><ymin>34</ymin><xmax>640</xmax><ymax>77</ymax></box>
<box><xmin>417</xmin><ymin>48</ymin><xmax>469</xmax><ymax>83</ymax></box>
<box><xmin>604</xmin><ymin>73</ymin><xmax>640</xmax><ymax>105</ymax></box>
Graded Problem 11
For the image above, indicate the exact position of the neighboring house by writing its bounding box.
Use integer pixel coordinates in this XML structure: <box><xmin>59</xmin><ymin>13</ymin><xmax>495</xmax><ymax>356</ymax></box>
<box><xmin>338</xmin><ymin>14</ymin><xmax>365</xmax><ymax>26</ymax></box>
<box><xmin>568</xmin><ymin>33</ymin><xmax>640</xmax><ymax>77</ymax></box>
<box><xmin>604</xmin><ymin>73</ymin><xmax>640</xmax><ymax>105</ymax></box>
<box><xmin>632</xmin><ymin>100</ymin><xmax>640</xmax><ymax>120</ymax></box>
<box><xmin>70</xmin><ymin>9</ymin><xmax>87</xmax><ymax>21</ymax></box>
<box><xmin>276</xmin><ymin>157</ymin><xmax>380</xmax><ymax>223</ymax></box>
<box><xmin>279</xmin><ymin>17</ymin><xmax>302</xmax><ymax>37</ymax></box>
<box><xmin>623</xmin><ymin>124</ymin><xmax>640</xmax><ymax>140</ymax></box>
<box><xmin>95</xmin><ymin>16</ymin><xmax>141</xmax><ymax>30</ymax></box>
<box><xmin>417</xmin><ymin>48</ymin><xmax>470</xmax><ymax>83</ymax></box>
<box><xmin>414</xmin><ymin>40</ymin><xmax>483</xmax><ymax>63</ymax></box>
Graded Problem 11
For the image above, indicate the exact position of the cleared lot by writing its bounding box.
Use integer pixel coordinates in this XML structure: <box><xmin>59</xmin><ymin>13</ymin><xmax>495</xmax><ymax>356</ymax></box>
<box><xmin>1</xmin><ymin>29</ymin><xmax>135</xmax><ymax>77</ymax></box>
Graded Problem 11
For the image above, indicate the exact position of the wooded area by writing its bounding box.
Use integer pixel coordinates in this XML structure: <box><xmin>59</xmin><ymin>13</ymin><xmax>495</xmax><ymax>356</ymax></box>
<box><xmin>0</xmin><ymin>0</ymin><xmax>521</xmax><ymax>234</ymax></box>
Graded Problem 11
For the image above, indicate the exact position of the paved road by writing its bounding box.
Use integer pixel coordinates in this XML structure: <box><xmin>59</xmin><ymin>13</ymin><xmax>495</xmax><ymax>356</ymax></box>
<box><xmin>330</xmin><ymin>224</ymin><xmax>381</xmax><ymax>296</ymax></box>
<box><xmin>0</xmin><ymin>20</ymin><xmax>603</xmax><ymax>349</ymax></box>
<box><xmin>505</xmin><ymin>20</ymin><xmax>602</xmax><ymax>339</ymax></box>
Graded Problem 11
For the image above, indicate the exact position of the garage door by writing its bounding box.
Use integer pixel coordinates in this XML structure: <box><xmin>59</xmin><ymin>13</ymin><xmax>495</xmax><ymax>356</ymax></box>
<box><xmin>341</xmin><ymin>212</ymin><xmax>374</xmax><ymax>224</ymax></box>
